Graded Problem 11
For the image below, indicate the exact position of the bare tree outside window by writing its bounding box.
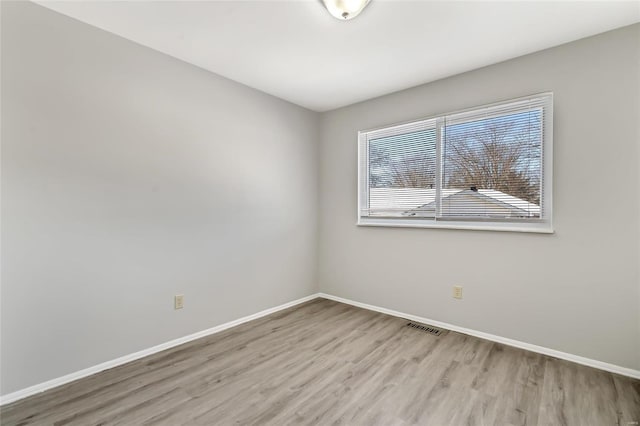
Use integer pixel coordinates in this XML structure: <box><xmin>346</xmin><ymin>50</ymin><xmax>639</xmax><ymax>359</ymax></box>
<box><xmin>389</xmin><ymin>152</ymin><xmax>435</xmax><ymax>188</ymax></box>
<box><xmin>443</xmin><ymin>112</ymin><xmax>542</xmax><ymax>204</ymax></box>
<box><xmin>369</xmin><ymin>129</ymin><xmax>437</xmax><ymax>189</ymax></box>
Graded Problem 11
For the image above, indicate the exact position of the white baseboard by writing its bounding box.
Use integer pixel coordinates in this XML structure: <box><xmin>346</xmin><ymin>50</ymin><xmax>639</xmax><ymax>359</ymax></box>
<box><xmin>0</xmin><ymin>293</ymin><xmax>321</xmax><ymax>406</ymax></box>
<box><xmin>318</xmin><ymin>293</ymin><xmax>640</xmax><ymax>380</ymax></box>
<box><xmin>3</xmin><ymin>291</ymin><xmax>637</xmax><ymax>406</ymax></box>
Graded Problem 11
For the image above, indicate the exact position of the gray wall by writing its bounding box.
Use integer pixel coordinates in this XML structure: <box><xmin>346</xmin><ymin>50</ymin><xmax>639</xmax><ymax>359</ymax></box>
<box><xmin>318</xmin><ymin>24</ymin><xmax>640</xmax><ymax>370</ymax></box>
<box><xmin>1</xmin><ymin>1</ymin><xmax>319</xmax><ymax>395</ymax></box>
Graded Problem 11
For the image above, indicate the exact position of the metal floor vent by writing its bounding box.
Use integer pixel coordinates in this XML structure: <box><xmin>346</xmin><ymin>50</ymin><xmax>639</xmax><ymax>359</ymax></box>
<box><xmin>406</xmin><ymin>322</ymin><xmax>444</xmax><ymax>336</ymax></box>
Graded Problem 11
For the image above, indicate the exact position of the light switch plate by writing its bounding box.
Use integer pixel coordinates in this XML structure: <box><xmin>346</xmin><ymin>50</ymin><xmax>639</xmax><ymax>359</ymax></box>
<box><xmin>174</xmin><ymin>294</ymin><xmax>184</xmax><ymax>309</ymax></box>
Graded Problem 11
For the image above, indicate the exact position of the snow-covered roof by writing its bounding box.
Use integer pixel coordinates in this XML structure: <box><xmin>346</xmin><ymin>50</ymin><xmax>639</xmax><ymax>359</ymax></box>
<box><xmin>368</xmin><ymin>187</ymin><xmax>540</xmax><ymax>217</ymax></box>
<box><xmin>474</xmin><ymin>189</ymin><xmax>540</xmax><ymax>215</ymax></box>
<box><xmin>369</xmin><ymin>188</ymin><xmax>461</xmax><ymax>211</ymax></box>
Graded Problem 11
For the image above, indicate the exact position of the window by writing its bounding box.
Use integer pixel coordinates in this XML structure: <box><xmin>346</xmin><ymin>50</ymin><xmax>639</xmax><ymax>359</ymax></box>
<box><xmin>358</xmin><ymin>93</ymin><xmax>553</xmax><ymax>232</ymax></box>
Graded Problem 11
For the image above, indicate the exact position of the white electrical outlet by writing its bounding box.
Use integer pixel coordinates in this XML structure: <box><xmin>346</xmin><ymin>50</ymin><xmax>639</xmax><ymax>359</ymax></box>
<box><xmin>453</xmin><ymin>286</ymin><xmax>463</xmax><ymax>299</ymax></box>
<box><xmin>174</xmin><ymin>294</ymin><xmax>184</xmax><ymax>310</ymax></box>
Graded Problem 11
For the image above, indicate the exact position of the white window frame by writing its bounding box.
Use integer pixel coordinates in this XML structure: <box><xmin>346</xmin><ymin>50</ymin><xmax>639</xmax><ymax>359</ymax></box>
<box><xmin>357</xmin><ymin>93</ymin><xmax>553</xmax><ymax>233</ymax></box>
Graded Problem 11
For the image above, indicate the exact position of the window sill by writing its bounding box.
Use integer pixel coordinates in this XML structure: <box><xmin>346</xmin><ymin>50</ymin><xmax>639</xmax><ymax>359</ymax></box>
<box><xmin>357</xmin><ymin>218</ymin><xmax>554</xmax><ymax>234</ymax></box>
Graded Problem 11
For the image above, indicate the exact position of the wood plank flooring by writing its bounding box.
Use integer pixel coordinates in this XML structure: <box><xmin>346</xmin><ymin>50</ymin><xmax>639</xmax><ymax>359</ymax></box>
<box><xmin>1</xmin><ymin>298</ymin><xmax>638</xmax><ymax>425</ymax></box>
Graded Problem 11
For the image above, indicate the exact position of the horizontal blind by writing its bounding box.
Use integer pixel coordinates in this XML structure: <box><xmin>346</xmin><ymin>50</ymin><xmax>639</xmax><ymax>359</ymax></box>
<box><xmin>441</xmin><ymin>97</ymin><xmax>547</xmax><ymax>220</ymax></box>
<box><xmin>359</xmin><ymin>94</ymin><xmax>551</xmax><ymax>225</ymax></box>
<box><xmin>363</xmin><ymin>120</ymin><xmax>438</xmax><ymax>218</ymax></box>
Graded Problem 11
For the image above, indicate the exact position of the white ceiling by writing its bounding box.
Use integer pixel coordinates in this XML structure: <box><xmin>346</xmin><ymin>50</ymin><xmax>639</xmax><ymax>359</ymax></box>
<box><xmin>36</xmin><ymin>1</ymin><xmax>640</xmax><ymax>112</ymax></box>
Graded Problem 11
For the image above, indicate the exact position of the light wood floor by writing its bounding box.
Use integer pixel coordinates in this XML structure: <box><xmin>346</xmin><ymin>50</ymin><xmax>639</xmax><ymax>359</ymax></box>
<box><xmin>1</xmin><ymin>298</ymin><xmax>638</xmax><ymax>425</ymax></box>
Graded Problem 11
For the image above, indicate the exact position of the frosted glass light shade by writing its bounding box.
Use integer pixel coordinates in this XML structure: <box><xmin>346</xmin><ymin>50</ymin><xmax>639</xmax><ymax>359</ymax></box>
<box><xmin>322</xmin><ymin>0</ymin><xmax>371</xmax><ymax>20</ymax></box>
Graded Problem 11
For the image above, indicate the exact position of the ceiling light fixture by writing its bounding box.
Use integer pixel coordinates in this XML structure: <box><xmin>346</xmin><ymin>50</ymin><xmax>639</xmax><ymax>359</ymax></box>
<box><xmin>321</xmin><ymin>0</ymin><xmax>371</xmax><ymax>20</ymax></box>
